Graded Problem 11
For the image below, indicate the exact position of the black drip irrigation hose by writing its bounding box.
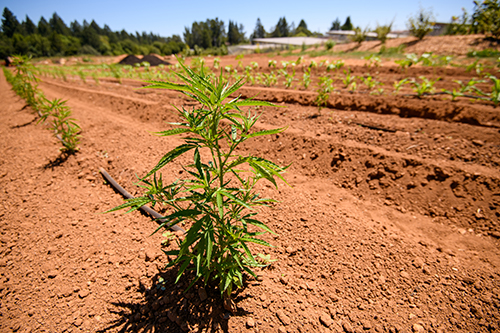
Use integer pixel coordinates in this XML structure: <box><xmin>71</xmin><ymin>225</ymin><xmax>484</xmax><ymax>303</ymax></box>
<box><xmin>99</xmin><ymin>167</ymin><xmax>186</xmax><ymax>233</ymax></box>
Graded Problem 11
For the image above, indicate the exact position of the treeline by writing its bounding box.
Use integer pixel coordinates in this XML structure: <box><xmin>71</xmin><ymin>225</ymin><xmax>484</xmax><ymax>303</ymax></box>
<box><xmin>0</xmin><ymin>7</ymin><xmax>186</xmax><ymax>59</ymax></box>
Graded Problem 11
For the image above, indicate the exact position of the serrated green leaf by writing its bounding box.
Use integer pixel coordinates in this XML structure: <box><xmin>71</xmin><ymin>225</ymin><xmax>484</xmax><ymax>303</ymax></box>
<box><xmin>144</xmin><ymin>144</ymin><xmax>196</xmax><ymax>178</ymax></box>
<box><xmin>154</xmin><ymin>128</ymin><xmax>190</xmax><ymax>137</ymax></box>
<box><xmin>245</xmin><ymin>126</ymin><xmax>288</xmax><ymax>139</ymax></box>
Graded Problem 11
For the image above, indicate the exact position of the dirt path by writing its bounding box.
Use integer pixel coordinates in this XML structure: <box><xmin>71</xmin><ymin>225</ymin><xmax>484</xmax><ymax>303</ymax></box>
<box><xmin>1</xmin><ymin>69</ymin><xmax>500</xmax><ymax>333</ymax></box>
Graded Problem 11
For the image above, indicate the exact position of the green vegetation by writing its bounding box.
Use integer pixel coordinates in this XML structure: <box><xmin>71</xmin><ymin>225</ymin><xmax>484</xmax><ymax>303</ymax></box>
<box><xmin>107</xmin><ymin>62</ymin><xmax>288</xmax><ymax>300</ymax></box>
<box><xmin>0</xmin><ymin>8</ymin><xmax>185</xmax><ymax>59</ymax></box>
<box><xmin>407</xmin><ymin>7</ymin><xmax>435</xmax><ymax>40</ymax></box>
<box><xmin>3</xmin><ymin>55</ymin><xmax>80</xmax><ymax>152</ymax></box>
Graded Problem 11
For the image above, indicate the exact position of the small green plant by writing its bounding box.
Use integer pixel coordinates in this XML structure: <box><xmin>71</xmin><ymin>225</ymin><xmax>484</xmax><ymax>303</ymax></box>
<box><xmin>361</xmin><ymin>75</ymin><xmax>382</xmax><ymax>90</ymax></box>
<box><xmin>364</xmin><ymin>54</ymin><xmax>381</xmax><ymax>68</ymax></box>
<box><xmin>342</xmin><ymin>69</ymin><xmax>355</xmax><ymax>88</ymax></box>
<box><xmin>107</xmin><ymin>62</ymin><xmax>288</xmax><ymax>301</ymax></box>
<box><xmin>325</xmin><ymin>40</ymin><xmax>336</xmax><ymax>50</ymax></box>
<box><xmin>395</xmin><ymin>53</ymin><xmax>419</xmax><ymax>70</ymax></box>
<box><xmin>466</xmin><ymin>60</ymin><xmax>485</xmax><ymax>75</ymax></box>
<box><xmin>302</xmin><ymin>69</ymin><xmax>311</xmax><ymax>89</ymax></box>
<box><xmin>393</xmin><ymin>78</ymin><xmax>410</xmax><ymax>94</ymax></box>
<box><xmin>213</xmin><ymin>57</ymin><xmax>221</xmax><ymax>69</ymax></box>
<box><xmin>268</xmin><ymin>60</ymin><xmax>277</xmax><ymax>68</ymax></box>
<box><xmin>77</xmin><ymin>70</ymin><xmax>87</xmax><ymax>83</ymax></box>
<box><xmin>315</xmin><ymin>76</ymin><xmax>334</xmax><ymax>109</ymax></box>
<box><xmin>443</xmin><ymin>78</ymin><xmax>485</xmax><ymax>101</ymax></box>
<box><xmin>326</xmin><ymin>60</ymin><xmax>345</xmax><ymax>72</ymax></box>
<box><xmin>38</xmin><ymin>98</ymin><xmax>81</xmax><ymax>152</ymax></box>
<box><xmin>487</xmin><ymin>75</ymin><xmax>500</xmax><ymax>106</ymax></box>
<box><xmin>411</xmin><ymin>76</ymin><xmax>440</xmax><ymax>97</ymax></box>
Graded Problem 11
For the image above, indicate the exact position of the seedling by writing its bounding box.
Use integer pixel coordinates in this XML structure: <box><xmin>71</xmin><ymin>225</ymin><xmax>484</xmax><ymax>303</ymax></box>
<box><xmin>361</xmin><ymin>75</ymin><xmax>382</xmax><ymax>90</ymax></box>
<box><xmin>315</xmin><ymin>76</ymin><xmax>334</xmax><ymax>109</ymax></box>
<box><xmin>326</xmin><ymin>60</ymin><xmax>344</xmax><ymax>72</ymax></box>
<box><xmin>364</xmin><ymin>54</ymin><xmax>381</xmax><ymax>68</ymax></box>
<box><xmin>107</xmin><ymin>62</ymin><xmax>288</xmax><ymax>300</ymax></box>
<box><xmin>38</xmin><ymin>98</ymin><xmax>80</xmax><ymax>152</ymax></box>
<box><xmin>488</xmin><ymin>75</ymin><xmax>500</xmax><ymax>106</ymax></box>
<box><xmin>393</xmin><ymin>78</ymin><xmax>410</xmax><ymax>94</ymax></box>
<box><xmin>342</xmin><ymin>69</ymin><xmax>355</xmax><ymax>88</ymax></box>
<box><xmin>411</xmin><ymin>76</ymin><xmax>440</xmax><ymax>97</ymax></box>
<box><xmin>443</xmin><ymin>78</ymin><xmax>485</xmax><ymax>101</ymax></box>
<box><xmin>268</xmin><ymin>60</ymin><xmax>277</xmax><ymax>68</ymax></box>
<box><xmin>302</xmin><ymin>69</ymin><xmax>311</xmax><ymax>89</ymax></box>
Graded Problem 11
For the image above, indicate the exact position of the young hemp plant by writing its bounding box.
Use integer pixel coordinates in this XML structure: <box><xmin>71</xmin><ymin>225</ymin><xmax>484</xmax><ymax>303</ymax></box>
<box><xmin>107</xmin><ymin>62</ymin><xmax>288</xmax><ymax>304</ymax></box>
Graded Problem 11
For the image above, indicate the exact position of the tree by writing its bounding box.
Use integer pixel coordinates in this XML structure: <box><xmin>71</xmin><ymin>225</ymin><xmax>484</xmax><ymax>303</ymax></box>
<box><xmin>250</xmin><ymin>18</ymin><xmax>266</xmax><ymax>42</ymax></box>
<box><xmin>472</xmin><ymin>0</ymin><xmax>500</xmax><ymax>38</ymax></box>
<box><xmin>330</xmin><ymin>18</ymin><xmax>341</xmax><ymax>30</ymax></box>
<box><xmin>407</xmin><ymin>7</ymin><xmax>435</xmax><ymax>40</ymax></box>
<box><xmin>49</xmin><ymin>13</ymin><xmax>70</xmax><ymax>35</ymax></box>
<box><xmin>37</xmin><ymin>17</ymin><xmax>51</xmax><ymax>36</ymax></box>
<box><xmin>23</xmin><ymin>16</ymin><xmax>37</xmax><ymax>35</ymax></box>
<box><xmin>341</xmin><ymin>16</ymin><xmax>353</xmax><ymax>31</ymax></box>
<box><xmin>227</xmin><ymin>20</ymin><xmax>245</xmax><ymax>45</ymax></box>
<box><xmin>295</xmin><ymin>19</ymin><xmax>312</xmax><ymax>36</ymax></box>
<box><xmin>2</xmin><ymin>7</ymin><xmax>20</xmax><ymax>38</ymax></box>
<box><xmin>271</xmin><ymin>17</ymin><xmax>289</xmax><ymax>37</ymax></box>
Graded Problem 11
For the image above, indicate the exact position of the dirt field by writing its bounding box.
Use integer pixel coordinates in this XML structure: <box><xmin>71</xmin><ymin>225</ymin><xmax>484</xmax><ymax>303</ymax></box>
<box><xmin>1</xmin><ymin>39</ymin><xmax>500</xmax><ymax>332</ymax></box>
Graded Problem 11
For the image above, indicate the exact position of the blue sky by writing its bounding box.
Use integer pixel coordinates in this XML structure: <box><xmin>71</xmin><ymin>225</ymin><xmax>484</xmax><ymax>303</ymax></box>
<box><xmin>1</xmin><ymin>0</ymin><xmax>474</xmax><ymax>38</ymax></box>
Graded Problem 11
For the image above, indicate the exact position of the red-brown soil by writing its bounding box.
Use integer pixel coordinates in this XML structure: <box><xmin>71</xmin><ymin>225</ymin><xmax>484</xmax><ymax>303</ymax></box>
<box><xmin>1</xmin><ymin>48</ymin><xmax>500</xmax><ymax>333</ymax></box>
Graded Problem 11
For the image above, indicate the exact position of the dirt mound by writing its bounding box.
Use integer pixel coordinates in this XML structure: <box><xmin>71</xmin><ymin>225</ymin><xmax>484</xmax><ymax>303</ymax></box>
<box><xmin>141</xmin><ymin>54</ymin><xmax>170</xmax><ymax>66</ymax></box>
<box><xmin>118</xmin><ymin>54</ymin><xmax>142</xmax><ymax>65</ymax></box>
<box><xmin>333</xmin><ymin>34</ymin><xmax>500</xmax><ymax>56</ymax></box>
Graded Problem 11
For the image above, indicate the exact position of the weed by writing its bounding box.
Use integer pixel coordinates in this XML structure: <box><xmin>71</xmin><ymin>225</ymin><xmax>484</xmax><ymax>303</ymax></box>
<box><xmin>107</xmin><ymin>62</ymin><xmax>288</xmax><ymax>300</ymax></box>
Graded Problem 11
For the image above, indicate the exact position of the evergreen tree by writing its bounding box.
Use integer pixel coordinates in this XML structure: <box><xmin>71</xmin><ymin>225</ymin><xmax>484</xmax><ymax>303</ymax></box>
<box><xmin>1</xmin><ymin>7</ymin><xmax>21</xmax><ymax>38</ymax></box>
<box><xmin>271</xmin><ymin>17</ymin><xmax>289</xmax><ymax>37</ymax></box>
<box><xmin>295</xmin><ymin>19</ymin><xmax>312</xmax><ymax>36</ymax></box>
<box><xmin>38</xmin><ymin>17</ymin><xmax>51</xmax><ymax>36</ymax></box>
<box><xmin>227</xmin><ymin>20</ymin><xmax>245</xmax><ymax>45</ymax></box>
<box><xmin>251</xmin><ymin>18</ymin><xmax>266</xmax><ymax>41</ymax></box>
<box><xmin>341</xmin><ymin>16</ymin><xmax>353</xmax><ymax>30</ymax></box>
<box><xmin>49</xmin><ymin>13</ymin><xmax>70</xmax><ymax>35</ymax></box>
<box><xmin>23</xmin><ymin>16</ymin><xmax>37</xmax><ymax>35</ymax></box>
<box><xmin>330</xmin><ymin>18</ymin><xmax>341</xmax><ymax>30</ymax></box>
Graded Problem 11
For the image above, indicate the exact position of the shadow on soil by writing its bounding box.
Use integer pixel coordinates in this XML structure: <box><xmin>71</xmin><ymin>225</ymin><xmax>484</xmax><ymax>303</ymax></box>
<box><xmin>99</xmin><ymin>269</ymin><xmax>251</xmax><ymax>332</ymax></box>
<box><xmin>10</xmin><ymin>117</ymin><xmax>37</xmax><ymax>129</ymax></box>
<box><xmin>43</xmin><ymin>151</ymin><xmax>75</xmax><ymax>169</ymax></box>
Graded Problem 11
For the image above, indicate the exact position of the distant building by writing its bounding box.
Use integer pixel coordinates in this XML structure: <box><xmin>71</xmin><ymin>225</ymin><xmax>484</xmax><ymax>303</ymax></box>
<box><xmin>325</xmin><ymin>30</ymin><xmax>410</xmax><ymax>43</ymax></box>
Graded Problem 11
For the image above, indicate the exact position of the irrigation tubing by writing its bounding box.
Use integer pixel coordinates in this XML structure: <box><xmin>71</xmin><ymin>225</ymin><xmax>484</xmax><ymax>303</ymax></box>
<box><xmin>99</xmin><ymin>167</ymin><xmax>186</xmax><ymax>233</ymax></box>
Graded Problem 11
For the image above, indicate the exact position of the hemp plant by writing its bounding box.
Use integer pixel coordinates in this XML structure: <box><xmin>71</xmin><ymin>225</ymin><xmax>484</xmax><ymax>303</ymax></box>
<box><xmin>107</xmin><ymin>63</ymin><xmax>288</xmax><ymax>301</ymax></box>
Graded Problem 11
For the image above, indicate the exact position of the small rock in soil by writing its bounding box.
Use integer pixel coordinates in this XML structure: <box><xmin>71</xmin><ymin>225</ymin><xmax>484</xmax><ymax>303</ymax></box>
<box><xmin>412</xmin><ymin>257</ymin><xmax>425</xmax><ymax>268</ymax></box>
<box><xmin>246</xmin><ymin>317</ymin><xmax>255</xmax><ymax>328</ymax></box>
<box><xmin>400</xmin><ymin>271</ymin><xmax>410</xmax><ymax>279</ymax></box>
<box><xmin>412</xmin><ymin>323</ymin><xmax>425</xmax><ymax>333</ymax></box>
<box><xmin>342</xmin><ymin>321</ymin><xmax>354</xmax><ymax>333</ymax></box>
<box><xmin>74</xmin><ymin>318</ymin><xmax>83</xmax><ymax>327</ymax></box>
<box><xmin>472</xmin><ymin>139</ymin><xmax>484</xmax><ymax>146</ymax></box>
<box><xmin>319</xmin><ymin>312</ymin><xmax>333</xmax><ymax>327</ymax></box>
<box><xmin>78</xmin><ymin>289</ymin><xmax>89</xmax><ymax>298</ymax></box>
<box><xmin>47</xmin><ymin>271</ymin><xmax>58</xmax><ymax>279</ymax></box>
<box><xmin>198</xmin><ymin>287</ymin><xmax>208</xmax><ymax>301</ymax></box>
<box><xmin>276</xmin><ymin>310</ymin><xmax>291</xmax><ymax>326</ymax></box>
